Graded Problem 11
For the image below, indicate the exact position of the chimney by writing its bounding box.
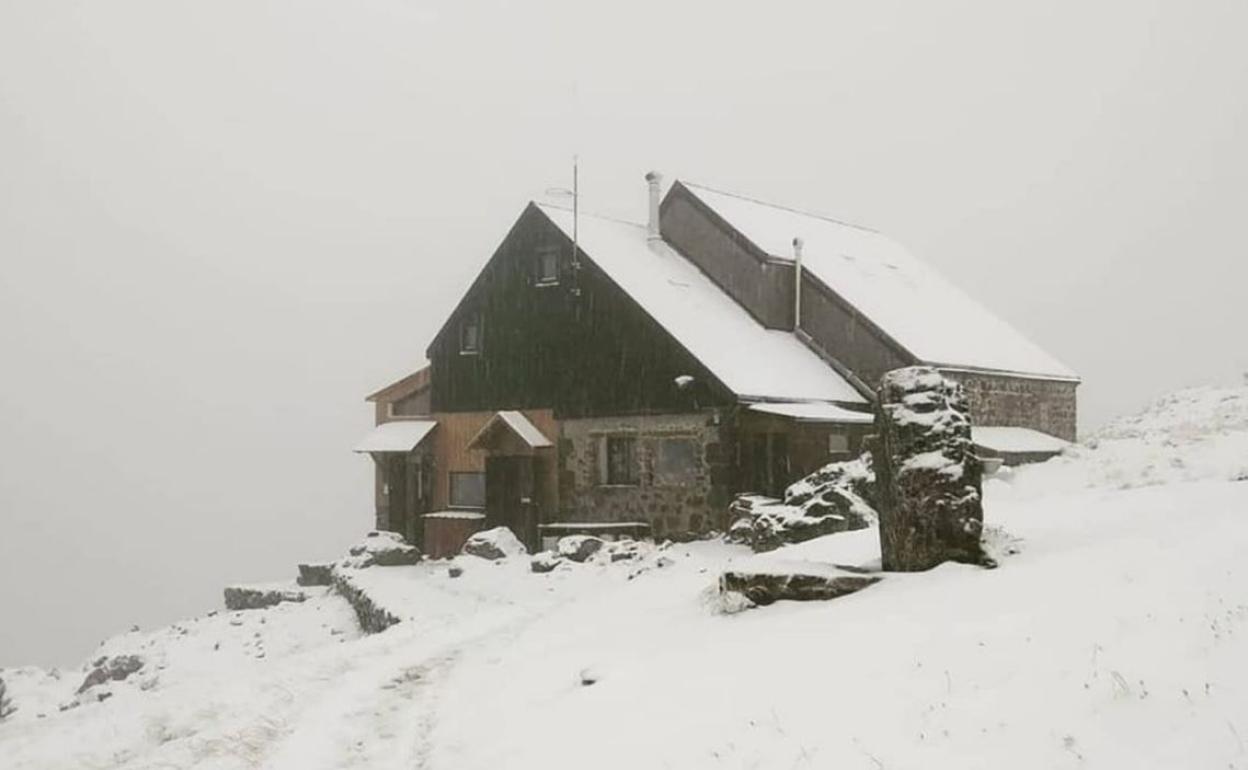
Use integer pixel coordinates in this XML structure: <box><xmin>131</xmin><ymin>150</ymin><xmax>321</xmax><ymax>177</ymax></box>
<box><xmin>645</xmin><ymin>171</ymin><xmax>663</xmax><ymax>241</ymax></box>
<box><xmin>793</xmin><ymin>236</ymin><xmax>804</xmax><ymax>331</ymax></box>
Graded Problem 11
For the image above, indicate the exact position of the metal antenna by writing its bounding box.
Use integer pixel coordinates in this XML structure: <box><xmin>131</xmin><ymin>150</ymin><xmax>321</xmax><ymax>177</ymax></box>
<box><xmin>572</xmin><ymin>155</ymin><xmax>579</xmax><ymax>273</ymax></box>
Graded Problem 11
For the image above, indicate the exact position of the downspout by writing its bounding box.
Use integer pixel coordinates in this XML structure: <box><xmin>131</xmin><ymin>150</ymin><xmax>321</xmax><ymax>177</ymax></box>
<box><xmin>792</xmin><ymin>236</ymin><xmax>804</xmax><ymax>331</ymax></box>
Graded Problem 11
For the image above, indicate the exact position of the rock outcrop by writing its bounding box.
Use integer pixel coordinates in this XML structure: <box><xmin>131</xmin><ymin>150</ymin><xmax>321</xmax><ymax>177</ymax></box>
<box><xmin>76</xmin><ymin>655</ymin><xmax>144</xmax><ymax>695</ymax></box>
<box><xmin>874</xmin><ymin>366</ymin><xmax>987</xmax><ymax>571</ymax></box>
<box><xmin>462</xmin><ymin>527</ymin><xmax>528</xmax><ymax>561</ymax></box>
<box><xmin>728</xmin><ymin>454</ymin><xmax>876</xmax><ymax>553</ymax></box>
<box><xmin>223</xmin><ymin>584</ymin><xmax>308</xmax><ymax>611</ymax></box>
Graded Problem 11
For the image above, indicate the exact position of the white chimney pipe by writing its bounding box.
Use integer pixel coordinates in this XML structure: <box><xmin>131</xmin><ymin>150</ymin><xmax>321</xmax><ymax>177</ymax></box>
<box><xmin>645</xmin><ymin>171</ymin><xmax>663</xmax><ymax>240</ymax></box>
<box><xmin>793</xmin><ymin>236</ymin><xmax>804</xmax><ymax>331</ymax></box>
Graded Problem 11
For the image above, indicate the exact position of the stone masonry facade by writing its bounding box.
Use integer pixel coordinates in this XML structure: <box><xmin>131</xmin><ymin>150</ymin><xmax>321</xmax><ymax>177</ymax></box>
<box><xmin>941</xmin><ymin>370</ymin><xmax>1078</xmax><ymax>442</ymax></box>
<box><xmin>558</xmin><ymin>412</ymin><xmax>734</xmax><ymax>539</ymax></box>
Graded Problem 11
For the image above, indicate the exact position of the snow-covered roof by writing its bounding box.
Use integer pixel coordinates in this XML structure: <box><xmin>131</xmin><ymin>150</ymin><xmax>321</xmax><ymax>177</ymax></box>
<box><xmin>536</xmin><ymin>204</ymin><xmax>867</xmax><ymax>405</ymax></box>
<box><xmin>468</xmin><ymin>410</ymin><xmax>554</xmax><ymax>450</ymax></box>
<box><xmin>682</xmin><ymin>182</ymin><xmax>1078</xmax><ymax>381</ymax></box>
<box><xmin>353</xmin><ymin>420</ymin><xmax>437</xmax><ymax>453</ymax></box>
<box><xmin>748</xmin><ymin>401</ymin><xmax>875</xmax><ymax>424</ymax></box>
<box><xmin>972</xmin><ymin>426</ymin><xmax>1070</xmax><ymax>454</ymax></box>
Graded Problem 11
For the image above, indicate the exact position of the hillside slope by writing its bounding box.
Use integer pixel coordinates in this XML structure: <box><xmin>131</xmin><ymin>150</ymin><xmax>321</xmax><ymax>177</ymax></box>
<box><xmin>3</xmin><ymin>384</ymin><xmax>1248</xmax><ymax>769</ymax></box>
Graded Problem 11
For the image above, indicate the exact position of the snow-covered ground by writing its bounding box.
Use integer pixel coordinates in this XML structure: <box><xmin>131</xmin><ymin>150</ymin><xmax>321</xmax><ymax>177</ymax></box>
<box><xmin>4</xmin><ymin>384</ymin><xmax>1248</xmax><ymax>769</ymax></box>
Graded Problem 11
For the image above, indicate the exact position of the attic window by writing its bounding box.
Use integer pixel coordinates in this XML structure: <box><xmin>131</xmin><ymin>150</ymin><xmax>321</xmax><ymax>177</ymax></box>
<box><xmin>534</xmin><ymin>247</ymin><xmax>559</xmax><ymax>285</ymax></box>
<box><xmin>460</xmin><ymin>313</ymin><xmax>482</xmax><ymax>355</ymax></box>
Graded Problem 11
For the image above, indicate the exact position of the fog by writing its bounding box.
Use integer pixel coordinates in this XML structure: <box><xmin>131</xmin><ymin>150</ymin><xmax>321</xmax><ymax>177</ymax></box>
<box><xmin>2</xmin><ymin>0</ymin><xmax>1245</xmax><ymax>667</ymax></box>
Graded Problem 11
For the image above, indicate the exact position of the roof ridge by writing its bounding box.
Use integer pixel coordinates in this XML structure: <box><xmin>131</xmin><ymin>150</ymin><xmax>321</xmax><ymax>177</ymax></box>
<box><xmin>534</xmin><ymin>201</ymin><xmax>645</xmax><ymax>230</ymax></box>
<box><xmin>681</xmin><ymin>180</ymin><xmax>881</xmax><ymax>235</ymax></box>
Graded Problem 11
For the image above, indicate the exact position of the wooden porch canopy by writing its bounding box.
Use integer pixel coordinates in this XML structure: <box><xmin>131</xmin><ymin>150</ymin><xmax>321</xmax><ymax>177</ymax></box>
<box><xmin>747</xmin><ymin>402</ymin><xmax>874</xmax><ymax>424</ymax></box>
<box><xmin>352</xmin><ymin>419</ymin><xmax>437</xmax><ymax>453</ymax></box>
<box><xmin>466</xmin><ymin>411</ymin><xmax>553</xmax><ymax>455</ymax></box>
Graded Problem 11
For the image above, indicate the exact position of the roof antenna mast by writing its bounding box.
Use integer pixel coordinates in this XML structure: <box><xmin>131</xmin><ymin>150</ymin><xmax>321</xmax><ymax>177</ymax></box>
<box><xmin>572</xmin><ymin>154</ymin><xmax>579</xmax><ymax>274</ymax></box>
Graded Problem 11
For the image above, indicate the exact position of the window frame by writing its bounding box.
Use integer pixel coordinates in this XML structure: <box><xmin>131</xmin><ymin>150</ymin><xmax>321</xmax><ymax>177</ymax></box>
<box><xmin>600</xmin><ymin>435</ymin><xmax>639</xmax><ymax>487</ymax></box>
<box><xmin>534</xmin><ymin>246</ymin><xmax>560</xmax><ymax>286</ymax></box>
<box><xmin>459</xmin><ymin>312</ymin><xmax>482</xmax><ymax>355</ymax></box>
<box><xmin>827</xmin><ymin>432</ymin><xmax>851</xmax><ymax>456</ymax></box>
<box><xmin>448</xmin><ymin>470</ymin><xmax>486</xmax><ymax>509</ymax></box>
<box><xmin>654</xmin><ymin>437</ymin><xmax>699</xmax><ymax>486</ymax></box>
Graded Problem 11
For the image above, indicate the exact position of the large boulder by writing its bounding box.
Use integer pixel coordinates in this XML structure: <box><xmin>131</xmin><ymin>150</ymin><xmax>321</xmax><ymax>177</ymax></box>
<box><xmin>344</xmin><ymin>531</ymin><xmax>421</xmax><ymax>568</ymax></box>
<box><xmin>874</xmin><ymin>366</ymin><xmax>987</xmax><ymax>571</ymax></box>
<box><xmin>77</xmin><ymin>655</ymin><xmax>144</xmax><ymax>695</ymax></box>
<box><xmin>729</xmin><ymin>455</ymin><xmax>876</xmax><ymax>553</ymax></box>
<box><xmin>462</xmin><ymin>526</ymin><xmax>528</xmax><ymax>560</ymax></box>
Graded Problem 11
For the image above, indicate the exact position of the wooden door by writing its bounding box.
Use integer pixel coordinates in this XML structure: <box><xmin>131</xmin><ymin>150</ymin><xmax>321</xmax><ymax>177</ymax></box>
<box><xmin>485</xmin><ymin>456</ymin><xmax>537</xmax><ymax>550</ymax></box>
<box><xmin>386</xmin><ymin>454</ymin><xmax>409</xmax><ymax>536</ymax></box>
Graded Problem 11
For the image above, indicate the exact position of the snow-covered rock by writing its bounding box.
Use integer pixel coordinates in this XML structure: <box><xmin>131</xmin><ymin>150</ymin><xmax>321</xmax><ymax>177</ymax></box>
<box><xmin>76</xmin><ymin>655</ymin><xmax>143</xmax><ymax>695</ymax></box>
<box><xmin>343</xmin><ymin>530</ymin><xmax>421</xmax><ymax>568</ymax></box>
<box><xmin>461</xmin><ymin>526</ymin><xmax>528</xmax><ymax>561</ymax></box>
<box><xmin>556</xmin><ymin>535</ymin><xmax>604</xmax><ymax>563</ymax></box>
<box><xmin>222</xmin><ymin>582</ymin><xmax>308</xmax><ymax>611</ymax></box>
<box><xmin>296</xmin><ymin>562</ymin><xmax>334</xmax><ymax>586</ymax></box>
<box><xmin>719</xmin><ymin>564</ymin><xmax>880</xmax><ymax>606</ymax></box>
<box><xmin>529</xmin><ymin>551</ymin><xmax>563</xmax><ymax>573</ymax></box>
<box><xmin>875</xmin><ymin>366</ymin><xmax>985</xmax><ymax>570</ymax></box>
<box><xmin>729</xmin><ymin>454</ymin><xmax>876</xmax><ymax>552</ymax></box>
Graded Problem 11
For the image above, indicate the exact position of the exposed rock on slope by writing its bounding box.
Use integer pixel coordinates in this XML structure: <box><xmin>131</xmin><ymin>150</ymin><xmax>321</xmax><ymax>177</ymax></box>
<box><xmin>223</xmin><ymin>584</ymin><xmax>308</xmax><ymax>611</ymax></box>
<box><xmin>0</xmin><ymin>675</ymin><xmax>13</xmax><ymax>720</ymax></box>
<box><xmin>76</xmin><ymin>655</ymin><xmax>144</xmax><ymax>695</ymax></box>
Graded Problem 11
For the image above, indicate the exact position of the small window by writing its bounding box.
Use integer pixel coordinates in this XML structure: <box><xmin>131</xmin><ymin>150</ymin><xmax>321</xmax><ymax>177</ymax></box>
<box><xmin>828</xmin><ymin>432</ymin><xmax>850</xmax><ymax>455</ymax></box>
<box><xmin>655</xmin><ymin>438</ymin><xmax>699</xmax><ymax>485</ymax></box>
<box><xmin>460</xmin><ymin>313</ymin><xmax>481</xmax><ymax>354</ymax></box>
<box><xmin>449</xmin><ymin>471</ymin><xmax>485</xmax><ymax>508</ymax></box>
<box><xmin>602</xmin><ymin>436</ymin><xmax>638</xmax><ymax>486</ymax></box>
<box><xmin>534</xmin><ymin>247</ymin><xmax>559</xmax><ymax>285</ymax></box>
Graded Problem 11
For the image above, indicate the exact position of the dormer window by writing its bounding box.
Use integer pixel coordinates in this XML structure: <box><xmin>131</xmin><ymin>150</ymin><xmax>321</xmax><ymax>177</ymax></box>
<box><xmin>460</xmin><ymin>313</ymin><xmax>482</xmax><ymax>354</ymax></box>
<box><xmin>534</xmin><ymin>247</ymin><xmax>559</xmax><ymax>286</ymax></box>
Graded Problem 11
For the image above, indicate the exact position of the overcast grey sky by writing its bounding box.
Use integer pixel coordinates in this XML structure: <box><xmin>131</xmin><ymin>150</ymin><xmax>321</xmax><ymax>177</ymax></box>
<box><xmin>2</xmin><ymin>0</ymin><xmax>1246</xmax><ymax>666</ymax></box>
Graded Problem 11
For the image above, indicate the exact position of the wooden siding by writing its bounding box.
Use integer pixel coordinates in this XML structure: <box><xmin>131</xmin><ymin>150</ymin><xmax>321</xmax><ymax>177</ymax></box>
<box><xmin>660</xmin><ymin>185</ymin><xmax>796</xmax><ymax>330</ymax></box>
<box><xmin>428</xmin><ymin>204</ymin><xmax>734</xmax><ymax>418</ymax></box>
<box><xmin>798</xmin><ymin>272</ymin><xmax>916</xmax><ymax>389</ymax></box>
<box><xmin>428</xmin><ymin>409</ymin><xmax>559</xmax><ymax>516</ymax></box>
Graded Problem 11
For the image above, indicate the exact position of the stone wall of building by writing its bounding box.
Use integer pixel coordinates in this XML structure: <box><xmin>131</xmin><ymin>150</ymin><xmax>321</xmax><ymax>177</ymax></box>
<box><xmin>558</xmin><ymin>411</ymin><xmax>733</xmax><ymax>538</ymax></box>
<box><xmin>941</xmin><ymin>370</ymin><xmax>1079</xmax><ymax>442</ymax></box>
